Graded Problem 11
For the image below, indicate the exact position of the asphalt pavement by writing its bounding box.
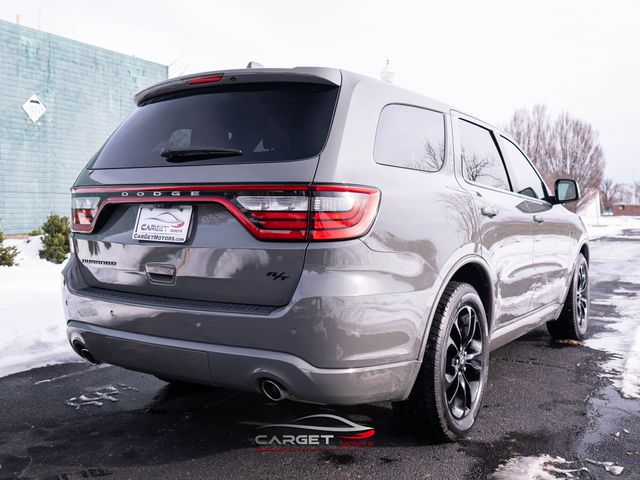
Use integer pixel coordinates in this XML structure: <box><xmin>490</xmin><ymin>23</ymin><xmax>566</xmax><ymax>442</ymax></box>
<box><xmin>0</xmin><ymin>233</ymin><xmax>638</xmax><ymax>480</ymax></box>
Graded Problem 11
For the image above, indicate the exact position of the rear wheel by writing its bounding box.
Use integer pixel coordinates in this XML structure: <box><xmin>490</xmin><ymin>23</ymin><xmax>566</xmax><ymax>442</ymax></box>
<box><xmin>393</xmin><ymin>282</ymin><xmax>489</xmax><ymax>442</ymax></box>
<box><xmin>546</xmin><ymin>253</ymin><xmax>589</xmax><ymax>340</ymax></box>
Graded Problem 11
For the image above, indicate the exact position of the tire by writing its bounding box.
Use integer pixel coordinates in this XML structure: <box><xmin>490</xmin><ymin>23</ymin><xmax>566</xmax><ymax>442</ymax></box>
<box><xmin>546</xmin><ymin>253</ymin><xmax>589</xmax><ymax>340</ymax></box>
<box><xmin>393</xmin><ymin>281</ymin><xmax>490</xmax><ymax>442</ymax></box>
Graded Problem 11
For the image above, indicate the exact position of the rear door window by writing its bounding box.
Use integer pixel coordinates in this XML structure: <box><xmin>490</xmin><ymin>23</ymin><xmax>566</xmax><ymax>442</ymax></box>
<box><xmin>374</xmin><ymin>105</ymin><xmax>445</xmax><ymax>172</ymax></box>
<box><xmin>90</xmin><ymin>83</ymin><xmax>339</xmax><ymax>169</ymax></box>
<box><xmin>499</xmin><ymin>137</ymin><xmax>547</xmax><ymax>199</ymax></box>
<box><xmin>459</xmin><ymin>119</ymin><xmax>511</xmax><ymax>191</ymax></box>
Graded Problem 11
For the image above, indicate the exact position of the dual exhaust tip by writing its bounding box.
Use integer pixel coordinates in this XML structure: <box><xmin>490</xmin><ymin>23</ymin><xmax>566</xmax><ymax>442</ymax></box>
<box><xmin>261</xmin><ymin>379</ymin><xmax>288</xmax><ymax>402</ymax></box>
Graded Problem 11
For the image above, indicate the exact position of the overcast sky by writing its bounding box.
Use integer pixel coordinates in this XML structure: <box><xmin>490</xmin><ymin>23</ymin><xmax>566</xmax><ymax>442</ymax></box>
<box><xmin>2</xmin><ymin>0</ymin><xmax>638</xmax><ymax>182</ymax></box>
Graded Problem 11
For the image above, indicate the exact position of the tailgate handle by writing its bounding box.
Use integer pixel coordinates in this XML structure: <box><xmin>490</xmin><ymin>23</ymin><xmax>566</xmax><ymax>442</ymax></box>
<box><xmin>145</xmin><ymin>263</ymin><xmax>176</xmax><ymax>285</ymax></box>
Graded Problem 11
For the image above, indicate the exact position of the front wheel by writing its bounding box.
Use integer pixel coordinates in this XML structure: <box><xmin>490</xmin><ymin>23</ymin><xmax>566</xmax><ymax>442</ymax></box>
<box><xmin>393</xmin><ymin>281</ymin><xmax>490</xmax><ymax>442</ymax></box>
<box><xmin>546</xmin><ymin>253</ymin><xmax>589</xmax><ymax>340</ymax></box>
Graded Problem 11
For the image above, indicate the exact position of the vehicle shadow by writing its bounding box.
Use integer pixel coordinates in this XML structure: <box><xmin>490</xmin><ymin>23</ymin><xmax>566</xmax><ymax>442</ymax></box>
<box><xmin>33</xmin><ymin>378</ymin><xmax>429</xmax><ymax>472</ymax></box>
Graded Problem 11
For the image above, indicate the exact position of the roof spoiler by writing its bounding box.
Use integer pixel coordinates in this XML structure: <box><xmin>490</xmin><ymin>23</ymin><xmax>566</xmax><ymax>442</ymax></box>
<box><xmin>134</xmin><ymin>67</ymin><xmax>342</xmax><ymax>106</ymax></box>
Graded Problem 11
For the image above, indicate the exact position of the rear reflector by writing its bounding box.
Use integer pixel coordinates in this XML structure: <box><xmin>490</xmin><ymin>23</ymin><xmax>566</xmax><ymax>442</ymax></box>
<box><xmin>70</xmin><ymin>184</ymin><xmax>380</xmax><ymax>241</ymax></box>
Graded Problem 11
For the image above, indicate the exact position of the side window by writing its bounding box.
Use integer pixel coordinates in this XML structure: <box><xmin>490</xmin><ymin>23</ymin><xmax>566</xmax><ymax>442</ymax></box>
<box><xmin>374</xmin><ymin>105</ymin><xmax>445</xmax><ymax>172</ymax></box>
<box><xmin>499</xmin><ymin>137</ymin><xmax>546</xmax><ymax>199</ymax></box>
<box><xmin>459</xmin><ymin>120</ymin><xmax>510</xmax><ymax>191</ymax></box>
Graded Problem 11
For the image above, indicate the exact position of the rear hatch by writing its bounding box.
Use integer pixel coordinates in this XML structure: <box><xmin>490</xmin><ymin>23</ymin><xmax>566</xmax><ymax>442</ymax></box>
<box><xmin>70</xmin><ymin>72</ymin><xmax>340</xmax><ymax>307</ymax></box>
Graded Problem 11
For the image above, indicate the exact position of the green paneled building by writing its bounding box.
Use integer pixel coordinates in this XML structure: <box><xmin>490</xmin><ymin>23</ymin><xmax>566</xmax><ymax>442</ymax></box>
<box><xmin>0</xmin><ymin>20</ymin><xmax>167</xmax><ymax>233</ymax></box>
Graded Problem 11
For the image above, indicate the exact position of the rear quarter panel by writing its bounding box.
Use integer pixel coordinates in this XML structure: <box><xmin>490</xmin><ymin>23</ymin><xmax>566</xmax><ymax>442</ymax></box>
<box><xmin>310</xmin><ymin>76</ymin><xmax>482</xmax><ymax>362</ymax></box>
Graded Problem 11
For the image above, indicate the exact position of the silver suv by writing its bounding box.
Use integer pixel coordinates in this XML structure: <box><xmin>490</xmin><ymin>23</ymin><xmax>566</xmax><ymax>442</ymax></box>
<box><xmin>63</xmin><ymin>67</ymin><xmax>589</xmax><ymax>441</ymax></box>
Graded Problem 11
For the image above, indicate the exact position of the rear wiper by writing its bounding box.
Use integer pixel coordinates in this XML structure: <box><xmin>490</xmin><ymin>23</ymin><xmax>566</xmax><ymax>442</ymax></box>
<box><xmin>160</xmin><ymin>146</ymin><xmax>243</xmax><ymax>162</ymax></box>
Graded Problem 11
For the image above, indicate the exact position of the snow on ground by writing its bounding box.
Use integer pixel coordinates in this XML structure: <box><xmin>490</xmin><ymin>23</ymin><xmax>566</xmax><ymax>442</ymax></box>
<box><xmin>490</xmin><ymin>454</ymin><xmax>624</xmax><ymax>478</ymax></box>
<box><xmin>587</xmin><ymin>290</ymin><xmax>640</xmax><ymax>399</ymax></box>
<box><xmin>0</xmin><ymin>236</ymin><xmax>78</xmax><ymax>378</ymax></box>
<box><xmin>582</xmin><ymin>214</ymin><xmax>640</xmax><ymax>240</ymax></box>
<box><xmin>585</xmin><ymin>223</ymin><xmax>640</xmax><ymax>400</ymax></box>
<box><xmin>490</xmin><ymin>455</ymin><xmax>590</xmax><ymax>479</ymax></box>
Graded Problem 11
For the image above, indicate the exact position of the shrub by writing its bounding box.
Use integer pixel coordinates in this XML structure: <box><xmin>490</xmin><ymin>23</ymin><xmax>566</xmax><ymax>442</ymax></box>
<box><xmin>0</xmin><ymin>220</ymin><xmax>19</xmax><ymax>267</ymax></box>
<box><xmin>39</xmin><ymin>214</ymin><xmax>71</xmax><ymax>264</ymax></box>
<box><xmin>0</xmin><ymin>244</ymin><xmax>19</xmax><ymax>266</ymax></box>
<box><xmin>29</xmin><ymin>228</ymin><xmax>43</xmax><ymax>236</ymax></box>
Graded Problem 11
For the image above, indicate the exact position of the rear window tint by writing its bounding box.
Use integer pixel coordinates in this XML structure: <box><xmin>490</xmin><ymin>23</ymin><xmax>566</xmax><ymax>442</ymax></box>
<box><xmin>90</xmin><ymin>83</ymin><xmax>339</xmax><ymax>169</ymax></box>
<box><xmin>374</xmin><ymin>105</ymin><xmax>445</xmax><ymax>172</ymax></box>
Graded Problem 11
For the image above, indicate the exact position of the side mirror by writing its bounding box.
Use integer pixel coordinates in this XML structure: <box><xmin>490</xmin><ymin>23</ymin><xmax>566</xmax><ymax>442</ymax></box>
<box><xmin>554</xmin><ymin>179</ymin><xmax>580</xmax><ymax>204</ymax></box>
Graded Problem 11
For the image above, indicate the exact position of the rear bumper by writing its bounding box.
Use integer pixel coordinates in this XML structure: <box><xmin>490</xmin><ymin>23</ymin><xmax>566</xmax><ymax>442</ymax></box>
<box><xmin>67</xmin><ymin>320</ymin><xmax>420</xmax><ymax>405</ymax></box>
<box><xmin>63</xmin><ymin>239</ymin><xmax>439</xmax><ymax>404</ymax></box>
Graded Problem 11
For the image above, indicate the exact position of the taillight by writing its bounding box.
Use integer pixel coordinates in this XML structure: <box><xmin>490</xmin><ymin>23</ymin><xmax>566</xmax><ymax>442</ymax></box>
<box><xmin>70</xmin><ymin>184</ymin><xmax>380</xmax><ymax>241</ymax></box>
<box><xmin>235</xmin><ymin>186</ymin><xmax>380</xmax><ymax>241</ymax></box>
<box><xmin>71</xmin><ymin>196</ymin><xmax>100</xmax><ymax>232</ymax></box>
<box><xmin>234</xmin><ymin>189</ymin><xmax>310</xmax><ymax>240</ymax></box>
<box><xmin>309</xmin><ymin>186</ymin><xmax>380</xmax><ymax>240</ymax></box>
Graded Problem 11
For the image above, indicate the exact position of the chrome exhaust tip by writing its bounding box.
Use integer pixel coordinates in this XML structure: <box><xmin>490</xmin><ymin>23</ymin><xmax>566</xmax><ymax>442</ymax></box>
<box><xmin>80</xmin><ymin>348</ymin><xmax>99</xmax><ymax>365</ymax></box>
<box><xmin>261</xmin><ymin>379</ymin><xmax>287</xmax><ymax>402</ymax></box>
<box><xmin>72</xmin><ymin>341</ymin><xmax>99</xmax><ymax>365</ymax></box>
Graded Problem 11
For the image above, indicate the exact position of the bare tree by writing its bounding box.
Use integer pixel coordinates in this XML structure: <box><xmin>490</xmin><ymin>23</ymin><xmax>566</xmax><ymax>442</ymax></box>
<box><xmin>462</xmin><ymin>151</ymin><xmax>509</xmax><ymax>190</ymax></box>
<box><xmin>505</xmin><ymin>105</ymin><xmax>553</xmax><ymax>165</ymax></box>
<box><xmin>618</xmin><ymin>183</ymin><xmax>634</xmax><ymax>203</ymax></box>
<box><xmin>404</xmin><ymin>140</ymin><xmax>445</xmax><ymax>172</ymax></box>
<box><xmin>600</xmin><ymin>177</ymin><xmax>622</xmax><ymax>212</ymax></box>
<box><xmin>505</xmin><ymin>105</ymin><xmax>605</xmax><ymax>211</ymax></box>
<box><xmin>634</xmin><ymin>180</ymin><xmax>640</xmax><ymax>204</ymax></box>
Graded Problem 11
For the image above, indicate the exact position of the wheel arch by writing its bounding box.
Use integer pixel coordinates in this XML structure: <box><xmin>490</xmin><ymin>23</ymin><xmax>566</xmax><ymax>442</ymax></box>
<box><xmin>560</xmin><ymin>241</ymin><xmax>590</xmax><ymax>306</ymax></box>
<box><xmin>579</xmin><ymin>242</ymin><xmax>589</xmax><ymax>264</ymax></box>
<box><xmin>417</xmin><ymin>255</ymin><xmax>495</xmax><ymax>363</ymax></box>
<box><xmin>449</xmin><ymin>262</ymin><xmax>494</xmax><ymax>331</ymax></box>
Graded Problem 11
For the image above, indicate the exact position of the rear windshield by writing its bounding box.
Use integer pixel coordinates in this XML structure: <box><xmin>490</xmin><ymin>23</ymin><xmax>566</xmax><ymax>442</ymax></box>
<box><xmin>89</xmin><ymin>83</ymin><xmax>339</xmax><ymax>169</ymax></box>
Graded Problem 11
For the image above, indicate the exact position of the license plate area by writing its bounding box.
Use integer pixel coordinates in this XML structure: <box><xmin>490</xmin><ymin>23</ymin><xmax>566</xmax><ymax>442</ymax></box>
<box><xmin>133</xmin><ymin>205</ymin><xmax>193</xmax><ymax>243</ymax></box>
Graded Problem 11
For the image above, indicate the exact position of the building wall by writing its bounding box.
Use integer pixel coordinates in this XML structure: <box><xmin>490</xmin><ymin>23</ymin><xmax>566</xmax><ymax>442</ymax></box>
<box><xmin>577</xmin><ymin>191</ymin><xmax>601</xmax><ymax>220</ymax></box>
<box><xmin>612</xmin><ymin>204</ymin><xmax>640</xmax><ymax>216</ymax></box>
<box><xmin>0</xmin><ymin>20</ymin><xmax>167</xmax><ymax>233</ymax></box>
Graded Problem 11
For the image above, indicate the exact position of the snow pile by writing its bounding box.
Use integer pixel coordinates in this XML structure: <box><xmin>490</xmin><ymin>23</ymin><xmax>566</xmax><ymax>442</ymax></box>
<box><xmin>65</xmin><ymin>383</ymin><xmax>139</xmax><ymax>409</ymax></box>
<box><xmin>582</xmin><ymin>215</ymin><xmax>640</xmax><ymax>240</ymax></box>
<box><xmin>0</xmin><ymin>237</ymin><xmax>78</xmax><ymax>378</ymax></box>
<box><xmin>585</xmin><ymin>459</ymin><xmax>624</xmax><ymax>476</ymax></box>
<box><xmin>587</xmin><ymin>289</ymin><xmax>640</xmax><ymax>399</ymax></box>
<box><xmin>491</xmin><ymin>455</ymin><xmax>625</xmax><ymax>479</ymax></box>
<box><xmin>490</xmin><ymin>455</ymin><xmax>588</xmax><ymax>479</ymax></box>
<box><xmin>586</xmin><ymin>230</ymin><xmax>640</xmax><ymax>399</ymax></box>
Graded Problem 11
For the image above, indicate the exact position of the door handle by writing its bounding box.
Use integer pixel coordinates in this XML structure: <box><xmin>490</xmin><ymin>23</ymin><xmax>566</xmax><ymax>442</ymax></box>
<box><xmin>480</xmin><ymin>207</ymin><xmax>498</xmax><ymax>218</ymax></box>
<box><xmin>533</xmin><ymin>215</ymin><xmax>544</xmax><ymax>224</ymax></box>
